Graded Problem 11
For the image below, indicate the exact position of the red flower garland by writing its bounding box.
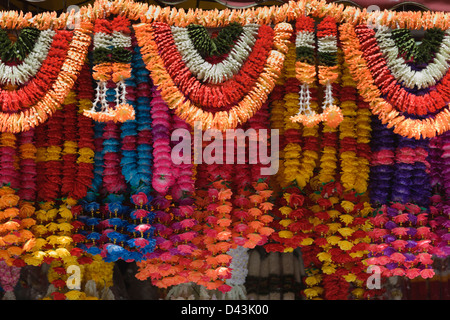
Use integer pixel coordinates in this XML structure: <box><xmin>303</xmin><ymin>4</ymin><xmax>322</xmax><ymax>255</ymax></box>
<box><xmin>354</xmin><ymin>25</ymin><xmax>450</xmax><ymax>116</ymax></box>
<box><xmin>0</xmin><ymin>31</ymin><xmax>72</xmax><ymax>113</ymax></box>
<box><xmin>70</xmin><ymin>63</ymin><xmax>95</xmax><ymax>200</ymax></box>
<box><xmin>152</xmin><ymin>22</ymin><xmax>274</xmax><ymax>110</ymax></box>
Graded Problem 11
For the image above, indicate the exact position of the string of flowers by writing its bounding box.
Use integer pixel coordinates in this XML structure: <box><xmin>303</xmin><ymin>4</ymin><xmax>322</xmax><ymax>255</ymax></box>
<box><xmin>75</xmin><ymin>120</ymin><xmax>105</xmax><ymax>258</ymax></box>
<box><xmin>332</xmin><ymin>54</ymin><xmax>373</xmax><ymax>299</ymax></box>
<box><xmin>115</xmin><ymin>35</ymin><xmax>156</xmax><ymax>263</ymax></box>
<box><xmin>98</xmin><ymin>73</ymin><xmax>132</xmax><ymax>261</ymax></box>
<box><xmin>60</xmin><ymin>91</ymin><xmax>79</xmax><ymax>197</ymax></box>
<box><xmin>137</xmin><ymin>109</ymin><xmax>203</xmax><ymax>290</ymax></box>
<box><xmin>0</xmin><ymin>27</ymin><xmax>40</xmax><ymax>62</ymax></box>
<box><xmin>17</xmin><ymin>130</ymin><xmax>37</xmax><ymax>202</ymax></box>
<box><xmin>340</xmin><ymin>22</ymin><xmax>450</xmax><ymax>139</ymax></box>
<box><xmin>0</xmin><ymin>30</ymin><xmax>70</xmax><ymax>113</ymax></box>
<box><xmin>427</xmin><ymin>134</ymin><xmax>449</xmax><ymax>257</ymax></box>
<box><xmin>0</xmin><ymin>133</ymin><xmax>36</xmax><ymax>267</ymax></box>
<box><xmin>186</xmin><ymin>22</ymin><xmax>243</xmax><ymax>59</ymax></box>
<box><xmin>291</xmin><ymin>16</ymin><xmax>343</xmax><ymax>128</ymax></box>
<box><xmin>0</xmin><ymin>29</ymin><xmax>55</xmax><ymax>87</ymax></box>
<box><xmin>4</xmin><ymin>0</ymin><xmax>450</xmax><ymax>35</ymax></box>
<box><xmin>25</xmin><ymin>64</ymin><xmax>94</xmax><ymax>270</ymax></box>
<box><xmin>391</xmin><ymin>27</ymin><xmax>446</xmax><ymax>66</ymax></box>
<box><xmin>171</xmin><ymin>23</ymin><xmax>261</xmax><ymax>87</ymax></box>
<box><xmin>84</xmin><ymin>16</ymin><xmax>135</xmax><ymax>123</ymax></box>
<box><xmin>134</xmin><ymin>21</ymin><xmax>291</xmax><ymax>131</ymax></box>
<box><xmin>300</xmin><ymin>62</ymin><xmax>341</xmax><ymax>299</ymax></box>
<box><xmin>356</xmin><ymin>25</ymin><xmax>450</xmax><ymax>117</ymax></box>
<box><xmin>71</xmin><ymin>62</ymin><xmax>95</xmax><ymax>200</ymax></box>
<box><xmin>0</xmin><ymin>21</ymin><xmax>92</xmax><ymax>133</ymax></box>
<box><xmin>435</xmin><ymin>131</ymin><xmax>450</xmax><ymax>256</ymax></box>
<box><xmin>268</xmin><ymin>68</ymin><xmax>286</xmax><ymax>189</ymax></box>
<box><xmin>266</xmin><ymin>40</ymin><xmax>312</xmax><ymax>253</ymax></box>
<box><xmin>135</xmin><ymin>87</ymin><xmax>186</xmax><ymax>288</ymax></box>
<box><xmin>375</xmin><ymin>26</ymin><xmax>450</xmax><ymax>90</ymax></box>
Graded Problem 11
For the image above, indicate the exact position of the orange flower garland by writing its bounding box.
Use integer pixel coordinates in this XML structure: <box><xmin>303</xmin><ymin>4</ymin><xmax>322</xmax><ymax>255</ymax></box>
<box><xmin>133</xmin><ymin>21</ymin><xmax>291</xmax><ymax>131</ymax></box>
<box><xmin>340</xmin><ymin>22</ymin><xmax>450</xmax><ymax>139</ymax></box>
<box><xmin>0</xmin><ymin>22</ymin><xmax>92</xmax><ymax>134</ymax></box>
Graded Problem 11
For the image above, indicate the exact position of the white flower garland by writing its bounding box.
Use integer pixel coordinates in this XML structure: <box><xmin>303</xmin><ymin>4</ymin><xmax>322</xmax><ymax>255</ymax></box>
<box><xmin>375</xmin><ymin>25</ymin><xmax>450</xmax><ymax>90</ymax></box>
<box><xmin>0</xmin><ymin>29</ymin><xmax>56</xmax><ymax>86</ymax></box>
<box><xmin>171</xmin><ymin>24</ymin><xmax>260</xmax><ymax>84</ymax></box>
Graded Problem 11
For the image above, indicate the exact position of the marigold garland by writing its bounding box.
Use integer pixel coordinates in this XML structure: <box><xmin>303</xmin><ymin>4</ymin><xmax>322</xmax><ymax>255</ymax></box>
<box><xmin>134</xmin><ymin>21</ymin><xmax>291</xmax><ymax>131</ymax></box>
<box><xmin>355</xmin><ymin>25</ymin><xmax>450</xmax><ymax>116</ymax></box>
<box><xmin>0</xmin><ymin>22</ymin><xmax>92</xmax><ymax>133</ymax></box>
<box><xmin>340</xmin><ymin>22</ymin><xmax>450</xmax><ymax>139</ymax></box>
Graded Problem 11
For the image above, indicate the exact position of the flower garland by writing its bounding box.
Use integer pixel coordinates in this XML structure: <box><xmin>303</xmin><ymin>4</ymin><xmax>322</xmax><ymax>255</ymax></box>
<box><xmin>155</xmin><ymin>22</ymin><xmax>276</xmax><ymax>110</ymax></box>
<box><xmin>136</xmin><ymin>105</ymin><xmax>201</xmax><ymax>290</ymax></box>
<box><xmin>116</xmin><ymin>37</ymin><xmax>155</xmax><ymax>262</ymax></box>
<box><xmin>0</xmin><ymin>185</ymin><xmax>35</xmax><ymax>267</ymax></box>
<box><xmin>186</xmin><ymin>22</ymin><xmax>243</xmax><ymax>58</ymax></box>
<box><xmin>0</xmin><ymin>27</ymin><xmax>40</xmax><ymax>62</ymax></box>
<box><xmin>374</xmin><ymin>26</ymin><xmax>450</xmax><ymax>90</ymax></box>
<box><xmin>0</xmin><ymin>29</ymin><xmax>56</xmax><ymax>86</ymax></box>
<box><xmin>284</xmin><ymin>41</ymin><xmax>320</xmax><ymax>190</ymax></box>
<box><xmin>135</xmin><ymin>89</ymin><xmax>187</xmax><ymax>286</ymax></box>
<box><xmin>17</xmin><ymin>130</ymin><xmax>37</xmax><ymax>202</ymax></box>
<box><xmin>60</xmin><ymin>91</ymin><xmax>79</xmax><ymax>197</ymax></box>
<box><xmin>134</xmin><ymin>21</ymin><xmax>291</xmax><ymax>131</ymax></box>
<box><xmin>38</xmin><ymin>108</ymin><xmax>64</xmax><ymax>202</ymax></box>
<box><xmin>71</xmin><ymin>63</ymin><xmax>95</xmax><ymax>200</ymax></box>
<box><xmin>340</xmin><ymin>22</ymin><xmax>450</xmax><ymax>139</ymax></box>
<box><xmin>291</xmin><ymin>16</ymin><xmax>343</xmax><ymax>128</ymax></box>
<box><xmin>390</xmin><ymin>27</ymin><xmax>446</xmax><ymax>66</ymax></box>
<box><xmin>171</xmin><ymin>24</ymin><xmax>261</xmax><ymax>86</ymax></box>
<box><xmin>355</xmin><ymin>25</ymin><xmax>450</xmax><ymax>116</ymax></box>
<box><xmin>369</xmin><ymin>117</ymin><xmax>397</xmax><ymax>206</ymax></box>
<box><xmin>0</xmin><ymin>22</ymin><xmax>92</xmax><ymax>133</ymax></box>
<box><xmin>3</xmin><ymin>0</ymin><xmax>450</xmax><ymax>33</ymax></box>
<box><xmin>290</xmin><ymin>15</ymin><xmax>317</xmax><ymax>127</ymax></box>
<box><xmin>367</xmin><ymin>202</ymin><xmax>437</xmax><ymax>280</ymax></box>
<box><xmin>265</xmin><ymin>40</ymin><xmax>320</xmax><ymax>255</ymax></box>
<box><xmin>268</xmin><ymin>67</ymin><xmax>286</xmax><ymax>189</ymax></box>
<box><xmin>0</xmin><ymin>30</ymin><xmax>70</xmax><ymax>113</ymax></box>
<box><xmin>367</xmin><ymin>128</ymin><xmax>438</xmax><ymax>281</ymax></box>
<box><xmin>83</xmin><ymin>16</ymin><xmax>135</xmax><ymax>123</ymax></box>
<box><xmin>24</xmin><ymin>62</ymin><xmax>95</xmax><ymax>268</ymax></box>
<box><xmin>427</xmin><ymin>134</ymin><xmax>449</xmax><ymax>257</ymax></box>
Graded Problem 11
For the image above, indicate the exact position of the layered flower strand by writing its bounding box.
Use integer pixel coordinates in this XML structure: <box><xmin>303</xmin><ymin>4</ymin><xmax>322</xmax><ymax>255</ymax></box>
<box><xmin>340</xmin><ymin>22</ymin><xmax>450</xmax><ymax>139</ymax></box>
<box><xmin>84</xmin><ymin>16</ymin><xmax>135</xmax><ymax>123</ymax></box>
<box><xmin>134</xmin><ymin>21</ymin><xmax>291</xmax><ymax>131</ymax></box>
<box><xmin>0</xmin><ymin>21</ymin><xmax>92</xmax><ymax>133</ymax></box>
